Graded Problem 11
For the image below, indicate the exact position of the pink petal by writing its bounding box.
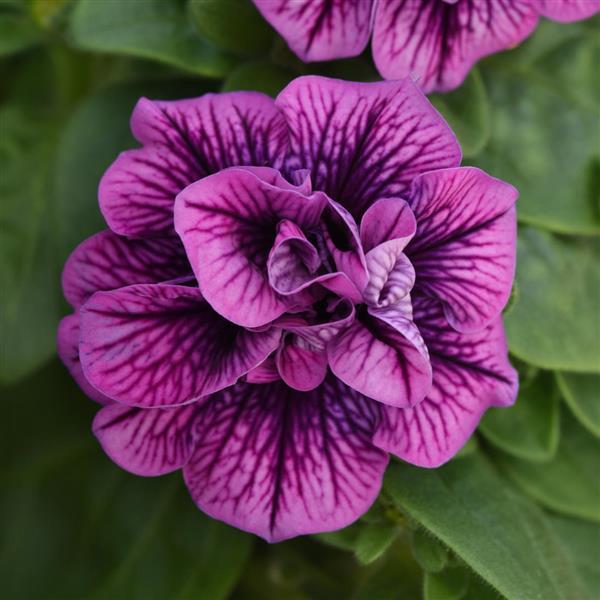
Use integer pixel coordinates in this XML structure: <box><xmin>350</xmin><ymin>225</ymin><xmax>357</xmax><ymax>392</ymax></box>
<box><xmin>360</xmin><ymin>198</ymin><xmax>416</xmax><ymax>253</ymax></box>
<box><xmin>183</xmin><ymin>375</ymin><xmax>388</xmax><ymax>542</ymax></box>
<box><xmin>99</xmin><ymin>93</ymin><xmax>288</xmax><ymax>237</ymax></box>
<box><xmin>252</xmin><ymin>0</ymin><xmax>373</xmax><ymax>62</ymax></box>
<box><xmin>79</xmin><ymin>283</ymin><xmax>280</xmax><ymax>407</ymax></box>
<box><xmin>373</xmin><ymin>296</ymin><xmax>518</xmax><ymax>467</ymax></box>
<box><xmin>535</xmin><ymin>0</ymin><xmax>600</xmax><ymax>22</ymax></box>
<box><xmin>276</xmin><ymin>76</ymin><xmax>461</xmax><ymax>219</ymax></box>
<box><xmin>372</xmin><ymin>0</ymin><xmax>539</xmax><ymax>92</ymax></box>
<box><xmin>276</xmin><ymin>335</ymin><xmax>328</xmax><ymax>391</ymax></box>
<box><xmin>406</xmin><ymin>167</ymin><xmax>517</xmax><ymax>333</ymax></box>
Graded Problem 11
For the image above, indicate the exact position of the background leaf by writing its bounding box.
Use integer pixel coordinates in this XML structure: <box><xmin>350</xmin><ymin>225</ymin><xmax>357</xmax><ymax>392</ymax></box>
<box><xmin>385</xmin><ymin>453</ymin><xmax>589</xmax><ymax>600</ymax></box>
<box><xmin>556</xmin><ymin>372</ymin><xmax>600</xmax><ymax>437</ymax></box>
<box><xmin>494</xmin><ymin>410</ymin><xmax>600</xmax><ymax>523</ymax></box>
<box><xmin>479</xmin><ymin>371</ymin><xmax>560</xmax><ymax>462</ymax></box>
<box><xmin>70</xmin><ymin>0</ymin><xmax>236</xmax><ymax>77</ymax></box>
<box><xmin>505</xmin><ymin>228</ymin><xmax>600</xmax><ymax>372</ymax></box>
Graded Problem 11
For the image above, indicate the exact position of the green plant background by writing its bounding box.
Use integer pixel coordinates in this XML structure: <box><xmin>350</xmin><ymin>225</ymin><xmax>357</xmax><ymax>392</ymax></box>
<box><xmin>1</xmin><ymin>1</ymin><xmax>599</xmax><ymax>599</ymax></box>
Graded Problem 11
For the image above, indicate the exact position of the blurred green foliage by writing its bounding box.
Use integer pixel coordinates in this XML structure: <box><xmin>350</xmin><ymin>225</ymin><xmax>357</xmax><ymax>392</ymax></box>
<box><xmin>1</xmin><ymin>1</ymin><xmax>599</xmax><ymax>599</ymax></box>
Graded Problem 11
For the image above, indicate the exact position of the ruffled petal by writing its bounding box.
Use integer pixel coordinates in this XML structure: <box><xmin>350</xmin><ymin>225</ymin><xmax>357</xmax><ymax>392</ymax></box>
<box><xmin>174</xmin><ymin>167</ymin><xmax>329</xmax><ymax>327</ymax></box>
<box><xmin>535</xmin><ymin>0</ymin><xmax>600</xmax><ymax>22</ymax></box>
<box><xmin>276</xmin><ymin>335</ymin><xmax>328</xmax><ymax>391</ymax></box>
<box><xmin>99</xmin><ymin>93</ymin><xmax>289</xmax><ymax>237</ymax></box>
<box><xmin>372</xmin><ymin>0</ymin><xmax>539</xmax><ymax>92</ymax></box>
<box><xmin>328</xmin><ymin>307</ymin><xmax>431</xmax><ymax>407</ymax></box>
<box><xmin>79</xmin><ymin>284</ymin><xmax>280</xmax><ymax>407</ymax></box>
<box><xmin>57</xmin><ymin>314</ymin><xmax>111</xmax><ymax>405</ymax></box>
<box><xmin>62</xmin><ymin>230</ymin><xmax>189</xmax><ymax>310</ymax></box>
<box><xmin>93</xmin><ymin>402</ymin><xmax>201</xmax><ymax>476</ymax></box>
<box><xmin>252</xmin><ymin>0</ymin><xmax>373</xmax><ymax>62</ymax></box>
<box><xmin>373</xmin><ymin>296</ymin><xmax>518</xmax><ymax>467</ymax></box>
<box><xmin>183</xmin><ymin>375</ymin><xmax>388</xmax><ymax>542</ymax></box>
<box><xmin>406</xmin><ymin>168</ymin><xmax>517</xmax><ymax>333</ymax></box>
<box><xmin>360</xmin><ymin>198</ymin><xmax>416</xmax><ymax>252</ymax></box>
<box><xmin>276</xmin><ymin>76</ymin><xmax>461</xmax><ymax>220</ymax></box>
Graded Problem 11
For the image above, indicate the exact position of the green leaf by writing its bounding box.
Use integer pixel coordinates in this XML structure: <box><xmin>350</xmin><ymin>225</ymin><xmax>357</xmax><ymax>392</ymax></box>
<box><xmin>354</xmin><ymin>522</ymin><xmax>398</xmax><ymax>565</ymax></box>
<box><xmin>424</xmin><ymin>568</ymin><xmax>469</xmax><ymax>600</ymax></box>
<box><xmin>385</xmin><ymin>453</ymin><xmax>588</xmax><ymax>600</ymax></box>
<box><xmin>312</xmin><ymin>520</ymin><xmax>363</xmax><ymax>552</ymax></box>
<box><xmin>556</xmin><ymin>372</ymin><xmax>600</xmax><ymax>437</ymax></box>
<box><xmin>70</xmin><ymin>0</ymin><xmax>236</xmax><ymax>77</ymax></box>
<box><xmin>495</xmin><ymin>410</ymin><xmax>600</xmax><ymax>523</ymax></box>
<box><xmin>475</xmin><ymin>25</ymin><xmax>600</xmax><ymax>235</ymax></box>
<box><xmin>430</xmin><ymin>68</ymin><xmax>490</xmax><ymax>158</ymax></box>
<box><xmin>54</xmin><ymin>79</ymin><xmax>206</xmax><ymax>261</ymax></box>
<box><xmin>549</xmin><ymin>516</ymin><xmax>600</xmax><ymax>597</ymax></box>
<box><xmin>505</xmin><ymin>229</ymin><xmax>600</xmax><ymax>372</ymax></box>
<box><xmin>0</xmin><ymin>361</ymin><xmax>252</xmax><ymax>599</ymax></box>
<box><xmin>0</xmin><ymin>12</ymin><xmax>41</xmax><ymax>56</ymax></box>
<box><xmin>0</xmin><ymin>107</ymin><xmax>61</xmax><ymax>383</ymax></box>
<box><xmin>221</xmin><ymin>60</ymin><xmax>297</xmax><ymax>97</ymax></box>
<box><xmin>411</xmin><ymin>528</ymin><xmax>448</xmax><ymax>574</ymax></box>
<box><xmin>479</xmin><ymin>372</ymin><xmax>560</xmax><ymax>462</ymax></box>
<box><xmin>189</xmin><ymin>0</ymin><xmax>273</xmax><ymax>56</ymax></box>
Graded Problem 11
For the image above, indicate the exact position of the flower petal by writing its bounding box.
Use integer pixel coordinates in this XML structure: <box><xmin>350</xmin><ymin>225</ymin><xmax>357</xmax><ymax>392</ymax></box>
<box><xmin>276</xmin><ymin>76</ymin><xmax>461</xmax><ymax>220</ymax></box>
<box><xmin>372</xmin><ymin>0</ymin><xmax>539</xmax><ymax>92</ymax></box>
<box><xmin>57</xmin><ymin>314</ymin><xmax>111</xmax><ymax>404</ymax></box>
<box><xmin>252</xmin><ymin>0</ymin><xmax>373</xmax><ymax>62</ymax></box>
<box><xmin>99</xmin><ymin>93</ymin><xmax>289</xmax><ymax>237</ymax></box>
<box><xmin>183</xmin><ymin>375</ymin><xmax>388</xmax><ymax>542</ymax></box>
<box><xmin>406</xmin><ymin>167</ymin><xmax>517</xmax><ymax>333</ymax></box>
<box><xmin>175</xmin><ymin>167</ymin><xmax>329</xmax><ymax>327</ymax></box>
<box><xmin>535</xmin><ymin>0</ymin><xmax>600</xmax><ymax>22</ymax></box>
<box><xmin>93</xmin><ymin>402</ymin><xmax>201</xmax><ymax>476</ymax></box>
<box><xmin>328</xmin><ymin>307</ymin><xmax>431</xmax><ymax>407</ymax></box>
<box><xmin>276</xmin><ymin>335</ymin><xmax>328</xmax><ymax>391</ymax></box>
<box><xmin>62</xmin><ymin>230</ymin><xmax>189</xmax><ymax>310</ymax></box>
<box><xmin>79</xmin><ymin>283</ymin><xmax>280</xmax><ymax>407</ymax></box>
<box><xmin>373</xmin><ymin>296</ymin><xmax>518</xmax><ymax>467</ymax></box>
<box><xmin>360</xmin><ymin>198</ymin><xmax>416</xmax><ymax>252</ymax></box>
<box><xmin>245</xmin><ymin>356</ymin><xmax>281</xmax><ymax>384</ymax></box>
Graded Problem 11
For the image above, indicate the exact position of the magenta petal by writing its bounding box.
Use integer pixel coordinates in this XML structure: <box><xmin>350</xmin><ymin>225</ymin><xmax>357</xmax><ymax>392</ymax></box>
<box><xmin>373</xmin><ymin>296</ymin><xmax>518</xmax><ymax>467</ymax></box>
<box><xmin>79</xmin><ymin>283</ymin><xmax>280</xmax><ymax>407</ymax></box>
<box><xmin>276</xmin><ymin>335</ymin><xmax>328</xmax><ymax>391</ymax></box>
<box><xmin>328</xmin><ymin>308</ymin><xmax>431</xmax><ymax>407</ymax></box>
<box><xmin>360</xmin><ymin>198</ymin><xmax>416</xmax><ymax>253</ymax></box>
<box><xmin>99</xmin><ymin>93</ymin><xmax>289</xmax><ymax>237</ymax></box>
<box><xmin>62</xmin><ymin>230</ymin><xmax>189</xmax><ymax>310</ymax></box>
<box><xmin>406</xmin><ymin>168</ymin><xmax>517</xmax><ymax>333</ymax></box>
<box><xmin>276</xmin><ymin>76</ymin><xmax>461</xmax><ymax>220</ymax></box>
<box><xmin>372</xmin><ymin>0</ymin><xmax>539</xmax><ymax>93</ymax></box>
<box><xmin>175</xmin><ymin>167</ymin><xmax>329</xmax><ymax>327</ymax></box>
<box><xmin>183</xmin><ymin>375</ymin><xmax>388</xmax><ymax>542</ymax></box>
<box><xmin>535</xmin><ymin>0</ymin><xmax>600</xmax><ymax>22</ymax></box>
<box><xmin>93</xmin><ymin>402</ymin><xmax>201</xmax><ymax>476</ymax></box>
<box><xmin>245</xmin><ymin>356</ymin><xmax>281</xmax><ymax>384</ymax></box>
<box><xmin>252</xmin><ymin>0</ymin><xmax>373</xmax><ymax>62</ymax></box>
<box><xmin>57</xmin><ymin>315</ymin><xmax>111</xmax><ymax>405</ymax></box>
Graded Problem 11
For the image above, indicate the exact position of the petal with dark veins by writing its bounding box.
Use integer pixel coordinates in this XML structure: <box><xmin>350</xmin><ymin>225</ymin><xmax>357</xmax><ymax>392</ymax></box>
<box><xmin>99</xmin><ymin>93</ymin><xmax>289</xmax><ymax>237</ymax></box>
<box><xmin>328</xmin><ymin>307</ymin><xmax>431</xmax><ymax>407</ymax></box>
<box><xmin>360</xmin><ymin>198</ymin><xmax>416</xmax><ymax>252</ymax></box>
<box><xmin>252</xmin><ymin>0</ymin><xmax>373</xmax><ymax>62</ymax></box>
<box><xmin>62</xmin><ymin>230</ymin><xmax>189</xmax><ymax>310</ymax></box>
<box><xmin>175</xmin><ymin>167</ymin><xmax>329</xmax><ymax>327</ymax></box>
<box><xmin>93</xmin><ymin>402</ymin><xmax>202</xmax><ymax>476</ymax></box>
<box><xmin>183</xmin><ymin>375</ymin><xmax>388</xmax><ymax>542</ymax></box>
<box><xmin>57</xmin><ymin>314</ymin><xmax>111</xmax><ymax>405</ymax></box>
<box><xmin>79</xmin><ymin>284</ymin><xmax>281</xmax><ymax>407</ymax></box>
<box><xmin>276</xmin><ymin>76</ymin><xmax>461</xmax><ymax>220</ymax></box>
<box><xmin>276</xmin><ymin>335</ymin><xmax>328</xmax><ymax>391</ymax></box>
<box><xmin>373</xmin><ymin>296</ymin><xmax>518</xmax><ymax>467</ymax></box>
<box><xmin>535</xmin><ymin>0</ymin><xmax>600</xmax><ymax>22</ymax></box>
<box><xmin>406</xmin><ymin>167</ymin><xmax>517</xmax><ymax>333</ymax></box>
<box><xmin>372</xmin><ymin>0</ymin><xmax>539</xmax><ymax>93</ymax></box>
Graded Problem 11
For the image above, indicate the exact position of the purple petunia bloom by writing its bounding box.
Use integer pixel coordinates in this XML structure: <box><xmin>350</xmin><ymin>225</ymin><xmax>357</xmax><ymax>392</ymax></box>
<box><xmin>58</xmin><ymin>76</ymin><xmax>518</xmax><ymax>542</ymax></box>
<box><xmin>252</xmin><ymin>0</ymin><xmax>600</xmax><ymax>92</ymax></box>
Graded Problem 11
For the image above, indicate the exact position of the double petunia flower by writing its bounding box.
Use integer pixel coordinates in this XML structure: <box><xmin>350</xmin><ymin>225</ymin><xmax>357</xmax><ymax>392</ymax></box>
<box><xmin>58</xmin><ymin>76</ymin><xmax>518</xmax><ymax>542</ymax></box>
<box><xmin>253</xmin><ymin>0</ymin><xmax>600</xmax><ymax>92</ymax></box>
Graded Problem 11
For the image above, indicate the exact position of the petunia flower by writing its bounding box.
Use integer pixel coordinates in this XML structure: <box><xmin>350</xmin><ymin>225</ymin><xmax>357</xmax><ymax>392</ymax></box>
<box><xmin>252</xmin><ymin>0</ymin><xmax>600</xmax><ymax>92</ymax></box>
<box><xmin>58</xmin><ymin>76</ymin><xmax>518</xmax><ymax>542</ymax></box>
